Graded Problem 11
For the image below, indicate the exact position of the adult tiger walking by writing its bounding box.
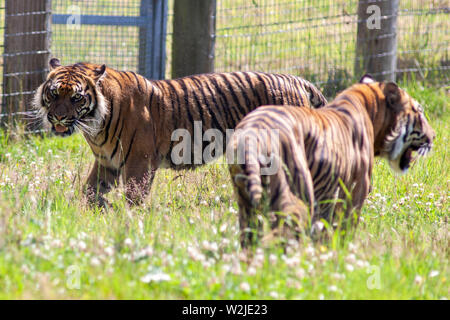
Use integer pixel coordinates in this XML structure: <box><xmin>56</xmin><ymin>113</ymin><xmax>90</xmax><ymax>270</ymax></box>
<box><xmin>228</xmin><ymin>75</ymin><xmax>435</xmax><ymax>247</ymax></box>
<box><xmin>33</xmin><ymin>58</ymin><xmax>327</xmax><ymax>206</ymax></box>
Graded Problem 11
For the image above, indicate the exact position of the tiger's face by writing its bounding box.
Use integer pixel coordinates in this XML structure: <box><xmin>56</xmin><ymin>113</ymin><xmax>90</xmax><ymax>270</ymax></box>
<box><xmin>361</xmin><ymin>75</ymin><xmax>435</xmax><ymax>174</ymax></box>
<box><xmin>385</xmin><ymin>95</ymin><xmax>435</xmax><ymax>174</ymax></box>
<box><xmin>33</xmin><ymin>58</ymin><xmax>107</xmax><ymax>137</ymax></box>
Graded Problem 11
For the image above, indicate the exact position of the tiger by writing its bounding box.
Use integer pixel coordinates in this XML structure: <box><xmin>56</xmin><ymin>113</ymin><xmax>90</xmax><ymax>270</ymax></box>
<box><xmin>227</xmin><ymin>74</ymin><xmax>435</xmax><ymax>247</ymax></box>
<box><xmin>33</xmin><ymin>58</ymin><xmax>327</xmax><ymax>206</ymax></box>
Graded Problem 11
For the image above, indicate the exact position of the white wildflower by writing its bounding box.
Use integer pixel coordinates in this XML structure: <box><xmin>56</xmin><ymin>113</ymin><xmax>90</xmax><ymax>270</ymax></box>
<box><xmin>269</xmin><ymin>291</ymin><xmax>279</xmax><ymax>299</ymax></box>
<box><xmin>285</xmin><ymin>256</ymin><xmax>300</xmax><ymax>267</ymax></box>
<box><xmin>345</xmin><ymin>264</ymin><xmax>354</xmax><ymax>272</ymax></box>
<box><xmin>220</xmin><ymin>223</ymin><xmax>227</xmax><ymax>233</ymax></box>
<box><xmin>51</xmin><ymin>239</ymin><xmax>62</xmax><ymax>248</ymax></box>
<box><xmin>269</xmin><ymin>254</ymin><xmax>277</xmax><ymax>264</ymax></box>
<box><xmin>296</xmin><ymin>268</ymin><xmax>306</xmax><ymax>279</ymax></box>
<box><xmin>348</xmin><ymin>242</ymin><xmax>357</xmax><ymax>252</ymax></box>
<box><xmin>105</xmin><ymin>246</ymin><xmax>115</xmax><ymax>256</ymax></box>
<box><xmin>239</xmin><ymin>282</ymin><xmax>250</xmax><ymax>292</ymax></box>
<box><xmin>78</xmin><ymin>241</ymin><xmax>87</xmax><ymax>251</ymax></box>
<box><xmin>331</xmin><ymin>273</ymin><xmax>345</xmax><ymax>280</ymax></box>
<box><xmin>124</xmin><ymin>238</ymin><xmax>133</xmax><ymax>247</ymax></box>
<box><xmin>356</xmin><ymin>259</ymin><xmax>367</xmax><ymax>268</ymax></box>
<box><xmin>345</xmin><ymin>253</ymin><xmax>357</xmax><ymax>264</ymax></box>
<box><xmin>429</xmin><ymin>270</ymin><xmax>439</xmax><ymax>278</ymax></box>
<box><xmin>305</xmin><ymin>245</ymin><xmax>315</xmax><ymax>256</ymax></box>
<box><xmin>328</xmin><ymin>285</ymin><xmax>338</xmax><ymax>292</ymax></box>
<box><xmin>90</xmin><ymin>257</ymin><xmax>101</xmax><ymax>266</ymax></box>
<box><xmin>231</xmin><ymin>261</ymin><xmax>242</xmax><ymax>275</ymax></box>
<box><xmin>140</xmin><ymin>271</ymin><xmax>171</xmax><ymax>283</ymax></box>
<box><xmin>247</xmin><ymin>266</ymin><xmax>257</xmax><ymax>276</ymax></box>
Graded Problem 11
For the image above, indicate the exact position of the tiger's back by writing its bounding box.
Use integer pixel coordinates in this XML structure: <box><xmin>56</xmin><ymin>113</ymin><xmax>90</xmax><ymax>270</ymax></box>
<box><xmin>152</xmin><ymin>71</ymin><xmax>327</xmax><ymax>168</ymax></box>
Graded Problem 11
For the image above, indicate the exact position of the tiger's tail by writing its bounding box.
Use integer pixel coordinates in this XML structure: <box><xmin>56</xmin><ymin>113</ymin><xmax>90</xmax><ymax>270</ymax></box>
<box><xmin>244</xmin><ymin>155</ymin><xmax>264</xmax><ymax>208</ymax></box>
<box><xmin>304</xmin><ymin>79</ymin><xmax>328</xmax><ymax>108</ymax></box>
<box><xmin>228</xmin><ymin>130</ymin><xmax>265</xmax><ymax>208</ymax></box>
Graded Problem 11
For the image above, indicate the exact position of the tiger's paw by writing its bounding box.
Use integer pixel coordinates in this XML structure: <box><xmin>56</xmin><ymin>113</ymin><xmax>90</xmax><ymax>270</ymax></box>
<box><xmin>85</xmin><ymin>188</ymin><xmax>111</xmax><ymax>212</ymax></box>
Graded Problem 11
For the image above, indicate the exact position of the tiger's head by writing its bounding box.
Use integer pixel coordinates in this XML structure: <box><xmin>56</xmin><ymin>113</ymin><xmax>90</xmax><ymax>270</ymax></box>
<box><xmin>359</xmin><ymin>74</ymin><xmax>435</xmax><ymax>174</ymax></box>
<box><xmin>33</xmin><ymin>58</ymin><xmax>108</xmax><ymax>137</ymax></box>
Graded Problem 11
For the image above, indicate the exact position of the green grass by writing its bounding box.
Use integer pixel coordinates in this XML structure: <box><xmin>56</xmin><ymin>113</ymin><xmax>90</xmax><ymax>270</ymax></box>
<box><xmin>0</xmin><ymin>0</ymin><xmax>448</xmax><ymax>300</ymax></box>
<box><xmin>0</xmin><ymin>82</ymin><xmax>448</xmax><ymax>299</ymax></box>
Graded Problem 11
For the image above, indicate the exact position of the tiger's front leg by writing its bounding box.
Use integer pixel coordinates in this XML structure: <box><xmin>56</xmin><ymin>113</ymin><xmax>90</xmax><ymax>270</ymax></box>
<box><xmin>122</xmin><ymin>154</ymin><xmax>159</xmax><ymax>206</ymax></box>
<box><xmin>325</xmin><ymin>174</ymin><xmax>370</xmax><ymax>234</ymax></box>
<box><xmin>85</xmin><ymin>160</ymin><xmax>120</xmax><ymax>208</ymax></box>
<box><xmin>346</xmin><ymin>173</ymin><xmax>371</xmax><ymax>230</ymax></box>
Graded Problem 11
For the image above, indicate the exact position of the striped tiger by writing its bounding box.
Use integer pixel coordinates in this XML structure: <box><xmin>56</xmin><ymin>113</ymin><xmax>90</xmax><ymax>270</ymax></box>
<box><xmin>227</xmin><ymin>75</ymin><xmax>435</xmax><ymax>246</ymax></box>
<box><xmin>33</xmin><ymin>58</ymin><xmax>327</xmax><ymax>206</ymax></box>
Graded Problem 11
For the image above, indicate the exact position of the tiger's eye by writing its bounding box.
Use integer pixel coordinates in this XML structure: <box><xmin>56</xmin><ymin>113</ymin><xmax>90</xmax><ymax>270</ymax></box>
<box><xmin>72</xmin><ymin>93</ymin><xmax>83</xmax><ymax>102</ymax></box>
<box><xmin>50</xmin><ymin>88</ymin><xmax>58</xmax><ymax>97</ymax></box>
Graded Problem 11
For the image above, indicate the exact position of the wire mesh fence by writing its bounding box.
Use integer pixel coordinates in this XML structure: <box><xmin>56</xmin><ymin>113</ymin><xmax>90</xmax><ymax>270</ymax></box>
<box><xmin>0</xmin><ymin>0</ymin><xmax>51</xmax><ymax>130</ymax></box>
<box><xmin>52</xmin><ymin>0</ymin><xmax>166</xmax><ymax>80</ymax></box>
<box><xmin>0</xmin><ymin>3</ymin><xmax>4</xmax><ymax>104</ymax></box>
<box><xmin>51</xmin><ymin>0</ymin><xmax>141</xmax><ymax>71</ymax></box>
<box><xmin>211</xmin><ymin>0</ymin><xmax>449</xmax><ymax>96</ymax></box>
<box><xmin>396</xmin><ymin>1</ymin><xmax>449</xmax><ymax>84</ymax></box>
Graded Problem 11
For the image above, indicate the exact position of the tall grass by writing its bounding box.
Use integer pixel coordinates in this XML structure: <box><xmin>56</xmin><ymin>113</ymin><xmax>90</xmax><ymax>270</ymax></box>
<box><xmin>0</xmin><ymin>83</ymin><xmax>447</xmax><ymax>299</ymax></box>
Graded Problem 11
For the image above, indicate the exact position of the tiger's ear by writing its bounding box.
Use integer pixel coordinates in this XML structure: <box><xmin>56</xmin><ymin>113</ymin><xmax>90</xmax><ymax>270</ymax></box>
<box><xmin>93</xmin><ymin>64</ymin><xmax>107</xmax><ymax>83</ymax></box>
<box><xmin>359</xmin><ymin>74</ymin><xmax>375</xmax><ymax>84</ymax></box>
<box><xmin>383</xmin><ymin>82</ymin><xmax>402</xmax><ymax>112</ymax></box>
<box><xmin>49</xmin><ymin>58</ymin><xmax>61</xmax><ymax>70</ymax></box>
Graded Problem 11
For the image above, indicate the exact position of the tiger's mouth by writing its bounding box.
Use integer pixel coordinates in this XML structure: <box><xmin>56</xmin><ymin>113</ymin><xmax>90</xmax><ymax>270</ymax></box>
<box><xmin>399</xmin><ymin>147</ymin><xmax>414</xmax><ymax>172</ymax></box>
<box><xmin>51</xmin><ymin>123</ymin><xmax>75</xmax><ymax>137</ymax></box>
<box><xmin>397</xmin><ymin>143</ymin><xmax>431</xmax><ymax>172</ymax></box>
<box><xmin>54</xmin><ymin>124</ymin><xmax>68</xmax><ymax>133</ymax></box>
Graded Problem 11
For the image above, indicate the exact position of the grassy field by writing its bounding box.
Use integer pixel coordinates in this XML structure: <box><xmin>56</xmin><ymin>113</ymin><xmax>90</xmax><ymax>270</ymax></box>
<box><xmin>0</xmin><ymin>0</ymin><xmax>448</xmax><ymax>300</ymax></box>
<box><xmin>0</xmin><ymin>81</ymin><xmax>448</xmax><ymax>299</ymax></box>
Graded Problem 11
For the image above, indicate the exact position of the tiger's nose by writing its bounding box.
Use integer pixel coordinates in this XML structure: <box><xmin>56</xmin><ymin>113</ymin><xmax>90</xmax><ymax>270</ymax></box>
<box><xmin>427</xmin><ymin>130</ymin><xmax>436</xmax><ymax>144</ymax></box>
<box><xmin>55</xmin><ymin>115</ymin><xmax>66</xmax><ymax>121</ymax></box>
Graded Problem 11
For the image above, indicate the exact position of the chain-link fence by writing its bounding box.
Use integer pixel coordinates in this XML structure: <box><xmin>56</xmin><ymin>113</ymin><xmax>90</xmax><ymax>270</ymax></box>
<box><xmin>50</xmin><ymin>0</ymin><xmax>167</xmax><ymax>79</ymax></box>
<box><xmin>396</xmin><ymin>1</ymin><xmax>449</xmax><ymax>84</ymax></box>
<box><xmin>0</xmin><ymin>0</ymin><xmax>51</xmax><ymax>129</ymax></box>
<box><xmin>211</xmin><ymin>0</ymin><xmax>449</xmax><ymax>96</ymax></box>
<box><xmin>51</xmin><ymin>0</ymin><xmax>141</xmax><ymax>71</ymax></box>
<box><xmin>0</xmin><ymin>4</ymin><xmax>5</xmax><ymax>111</ymax></box>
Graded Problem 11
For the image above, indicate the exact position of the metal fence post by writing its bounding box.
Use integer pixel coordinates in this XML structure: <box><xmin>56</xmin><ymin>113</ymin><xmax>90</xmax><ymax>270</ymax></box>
<box><xmin>139</xmin><ymin>0</ymin><xmax>168</xmax><ymax>80</ymax></box>
<box><xmin>1</xmin><ymin>0</ymin><xmax>51</xmax><ymax>128</ymax></box>
<box><xmin>355</xmin><ymin>0</ymin><xmax>399</xmax><ymax>82</ymax></box>
<box><xmin>172</xmin><ymin>0</ymin><xmax>216</xmax><ymax>78</ymax></box>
